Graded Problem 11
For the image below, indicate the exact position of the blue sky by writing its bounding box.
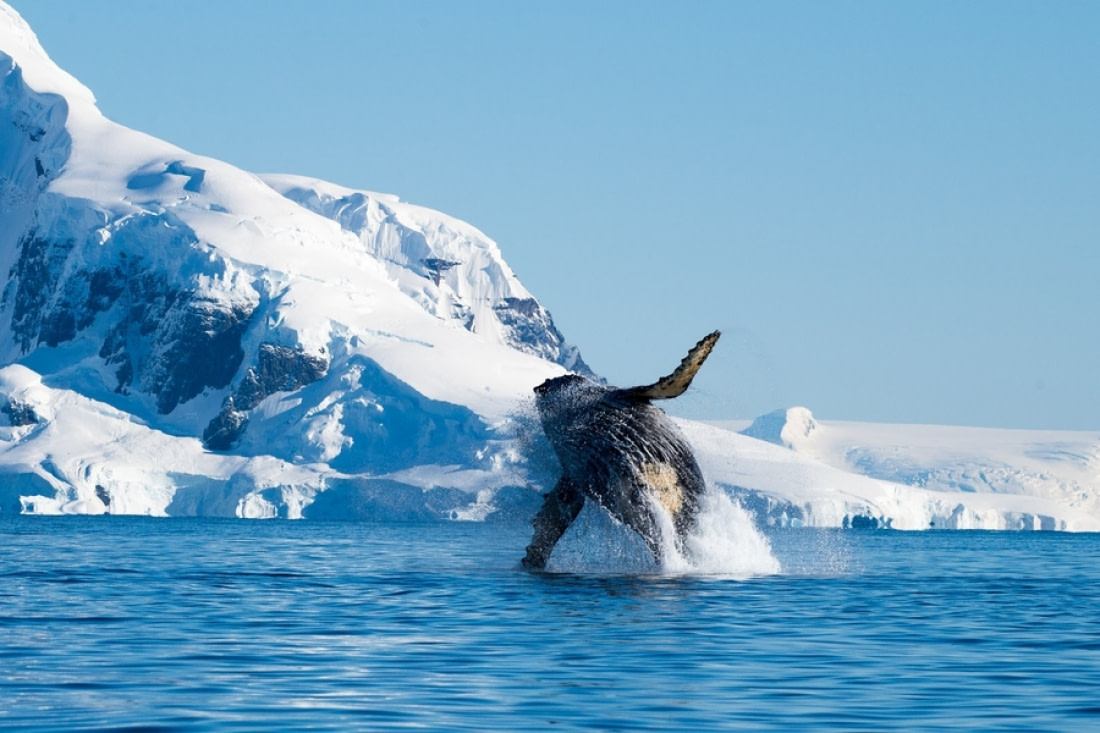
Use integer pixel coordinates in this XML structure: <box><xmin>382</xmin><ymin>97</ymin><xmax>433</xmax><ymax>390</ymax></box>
<box><xmin>12</xmin><ymin>1</ymin><xmax>1100</xmax><ymax>429</ymax></box>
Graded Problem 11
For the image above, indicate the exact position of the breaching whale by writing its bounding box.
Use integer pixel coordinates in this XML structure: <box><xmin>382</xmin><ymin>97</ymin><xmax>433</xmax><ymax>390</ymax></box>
<box><xmin>522</xmin><ymin>330</ymin><xmax>721</xmax><ymax>569</ymax></box>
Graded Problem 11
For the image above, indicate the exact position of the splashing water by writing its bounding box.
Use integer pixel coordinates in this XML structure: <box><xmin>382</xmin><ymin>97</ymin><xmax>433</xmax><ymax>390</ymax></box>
<box><xmin>546</xmin><ymin>488</ymin><xmax>782</xmax><ymax>578</ymax></box>
<box><xmin>671</xmin><ymin>489</ymin><xmax>782</xmax><ymax>577</ymax></box>
<box><xmin>545</xmin><ymin>502</ymin><xmax>658</xmax><ymax>574</ymax></box>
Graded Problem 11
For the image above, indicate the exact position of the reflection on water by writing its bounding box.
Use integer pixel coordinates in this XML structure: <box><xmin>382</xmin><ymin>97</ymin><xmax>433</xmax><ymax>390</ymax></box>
<box><xmin>2</xmin><ymin>516</ymin><xmax>1099</xmax><ymax>731</ymax></box>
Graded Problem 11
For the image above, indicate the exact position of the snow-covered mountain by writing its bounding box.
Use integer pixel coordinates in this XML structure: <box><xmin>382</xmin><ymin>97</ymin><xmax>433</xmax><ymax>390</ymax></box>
<box><xmin>1</xmin><ymin>3</ymin><xmax>1098</xmax><ymax>532</ymax></box>
<box><xmin>0</xmin><ymin>2</ymin><xmax>574</xmax><ymax>517</ymax></box>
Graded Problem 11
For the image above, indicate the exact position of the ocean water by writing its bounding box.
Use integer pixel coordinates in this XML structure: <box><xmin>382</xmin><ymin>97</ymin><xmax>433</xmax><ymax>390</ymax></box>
<box><xmin>2</xmin><ymin>513</ymin><xmax>1099</xmax><ymax>731</ymax></box>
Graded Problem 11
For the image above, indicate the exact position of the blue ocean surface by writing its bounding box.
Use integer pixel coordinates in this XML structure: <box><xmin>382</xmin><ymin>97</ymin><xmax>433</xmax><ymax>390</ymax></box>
<box><xmin>2</xmin><ymin>515</ymin><xmax>1099</xmax><ymax>731</ymax></box>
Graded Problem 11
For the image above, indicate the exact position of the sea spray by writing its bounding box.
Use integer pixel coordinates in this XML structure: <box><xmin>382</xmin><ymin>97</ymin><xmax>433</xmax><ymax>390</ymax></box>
<box><xmin>546</xmin><ymin>488</ymin><xmax>782</xmax><ymax>577</ymax></box>
<box><xmin>544</xmin><ymin>502</ymin><xmax>659</xmax><ymax>574</ymax></box>
<box><xmin>680</xmin><ymin>489</ymin><xmax>782</xmax><ymax>576</ymax></box>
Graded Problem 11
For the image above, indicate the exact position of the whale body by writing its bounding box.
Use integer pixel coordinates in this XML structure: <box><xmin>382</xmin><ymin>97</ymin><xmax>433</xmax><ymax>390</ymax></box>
<box><xmin>522</xmin><ymin>331</ymin><xmax>721</xmax><ymax>569</ymax></box>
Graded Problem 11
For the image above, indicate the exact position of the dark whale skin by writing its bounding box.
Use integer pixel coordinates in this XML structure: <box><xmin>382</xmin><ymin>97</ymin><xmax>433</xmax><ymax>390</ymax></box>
<box><xmin>522</xmin><ymin>331</ymin><xmax>720</xmax><ymax>569</ymax></box>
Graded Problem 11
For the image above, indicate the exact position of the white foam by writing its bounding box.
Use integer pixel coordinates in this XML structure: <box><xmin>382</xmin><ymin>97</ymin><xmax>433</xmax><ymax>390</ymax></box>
<box><xmin>545</xmin><ymin>489</ymin><xmax>782</xmax><ymax>578</ymax></box>
<box><xmin>677</xmin><ymin>490</ymin><xmax>783</xmax><ymax>577</ymax></box>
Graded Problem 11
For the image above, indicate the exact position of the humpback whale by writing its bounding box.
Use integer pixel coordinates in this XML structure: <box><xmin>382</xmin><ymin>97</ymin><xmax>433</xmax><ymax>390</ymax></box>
<box><xmin>522</xmin><ymin>331</ymin><xmax>721</xmax><ymax>570</ymax></box>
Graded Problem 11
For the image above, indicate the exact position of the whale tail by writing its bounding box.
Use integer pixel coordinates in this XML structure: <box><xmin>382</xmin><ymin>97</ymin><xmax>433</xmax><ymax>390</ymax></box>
<box><xmin>615</xmin><ymin>330</ymin><xmax>721</xmax><ymax>402</ymax></box>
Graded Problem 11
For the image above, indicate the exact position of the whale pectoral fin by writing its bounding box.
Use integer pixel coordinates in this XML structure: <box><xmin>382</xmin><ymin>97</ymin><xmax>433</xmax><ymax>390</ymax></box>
<box><xmin>522</xmin><ymin>477</ymin><xmax>586</xmax><ymax>570</ymax></box>
<box><xmin>613</xmin><ymin>330</ymin><xmax>721</xmax><ymax>402</ymax></box>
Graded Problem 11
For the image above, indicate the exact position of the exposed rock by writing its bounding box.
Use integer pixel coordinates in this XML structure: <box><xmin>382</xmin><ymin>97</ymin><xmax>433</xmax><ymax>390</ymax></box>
<box><xmin>494</xmin><ymin>297</ymin><xmax>593</xmax><ymax>377</ymax></box>
<box><xmin>6</xmin><ymin>229</ymin><xmax>75</xmax><ymax>351</ymax></box>
<box><xmin>1</xmin><ymin>398</ymin><xmax>38</xmax><ymax>426</ymax></box>
<box><xmin>201</xmin><ymin>398</ymin><xmax>249</xmax><ymax>451</ymax></box>
<box><xmin>203</xmin><ymin>344</ymin><xmax>329</xmax><ymax>450</ymax></box>
<box><xmin>142</xmin><ymin>297</ymin><xmax>253</xmax><ymax>413</ymax></box>
<box><xmin>422</xmin><ymin>257</ymin><xmax>459</xmax><ymax>286</ymax></box>
<box><xmin>235</xmin><ymin>343</ymin><xmax>329</xmax><ymax>411</ymax></box>
<box><xmin>5</xmin><ymin>213</ymin><xmax>258</xmax><ymax>416</ymax></box>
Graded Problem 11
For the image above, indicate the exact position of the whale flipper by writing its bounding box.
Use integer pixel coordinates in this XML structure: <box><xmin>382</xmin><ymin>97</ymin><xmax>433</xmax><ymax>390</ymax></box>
<box><xmin>613</xmin><ymin>330</ymin><xmax>721</xmax><ymax>402</ymax></box>
<box><xmin>522</xmin><ymin>476</ymin><xmax>586</xmax><ymax>570</ymax></box>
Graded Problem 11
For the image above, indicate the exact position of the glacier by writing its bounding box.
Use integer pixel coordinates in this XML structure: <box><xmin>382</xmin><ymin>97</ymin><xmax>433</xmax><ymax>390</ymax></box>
<box><xmin>1</xmin><ymin>2</ymin><xmax>1098</xmax><ymax>531</ymax></box>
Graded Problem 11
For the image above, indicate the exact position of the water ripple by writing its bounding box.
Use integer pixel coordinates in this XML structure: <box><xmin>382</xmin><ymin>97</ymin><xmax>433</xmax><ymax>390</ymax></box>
<box><xmin>1</xmin><ymin>517</ymin><xmax>1099</xmax><ymax>730</ymax></box>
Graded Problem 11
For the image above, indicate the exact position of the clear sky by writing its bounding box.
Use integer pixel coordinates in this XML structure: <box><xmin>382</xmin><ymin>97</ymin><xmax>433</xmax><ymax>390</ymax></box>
<box><xmin>11</xmin><ymin>1</ymin><xmax>1100</xmax><ymax>429</ymax></box>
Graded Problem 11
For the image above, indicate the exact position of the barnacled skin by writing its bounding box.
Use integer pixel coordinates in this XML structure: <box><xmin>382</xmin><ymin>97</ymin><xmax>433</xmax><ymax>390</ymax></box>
<box><xmin>523</xmin><ymin>331</ymin><xmax>721</xmax><ymax>569</ymax></box>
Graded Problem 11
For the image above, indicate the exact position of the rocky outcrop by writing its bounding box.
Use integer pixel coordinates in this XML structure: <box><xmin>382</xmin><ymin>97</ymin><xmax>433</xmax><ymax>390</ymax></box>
<box><xmin>203</xmin><ymin>344</ymin><xmax>329</xmax><ymax>450</ymax></box>
<box><xmin>1</xmin><ymin>397</ymin><xmax>37</xmax><ymax>425</ymax></box>
<box><xmin>201</xmin><ymin>398</ymin><xmax>249</xmax><ymax>451</ymax></box>
<box><xmin>493</xmin><ymin>297</ymin><xmax>591</xmax><ymax>375</ymax></box>
<box><xmin>5</xmin><ymin>216</ymin><xmax>258</xmax><ymax>414</ymax></box>
<box><xmin>235</xmin><ymin>343</ymin><xmax>329</xmax><ymax>410</ymax></box>
<box><xmin>142</xmin><ymin>297</ymin><xmax>254</xmax><ymax>413</ymax></box>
